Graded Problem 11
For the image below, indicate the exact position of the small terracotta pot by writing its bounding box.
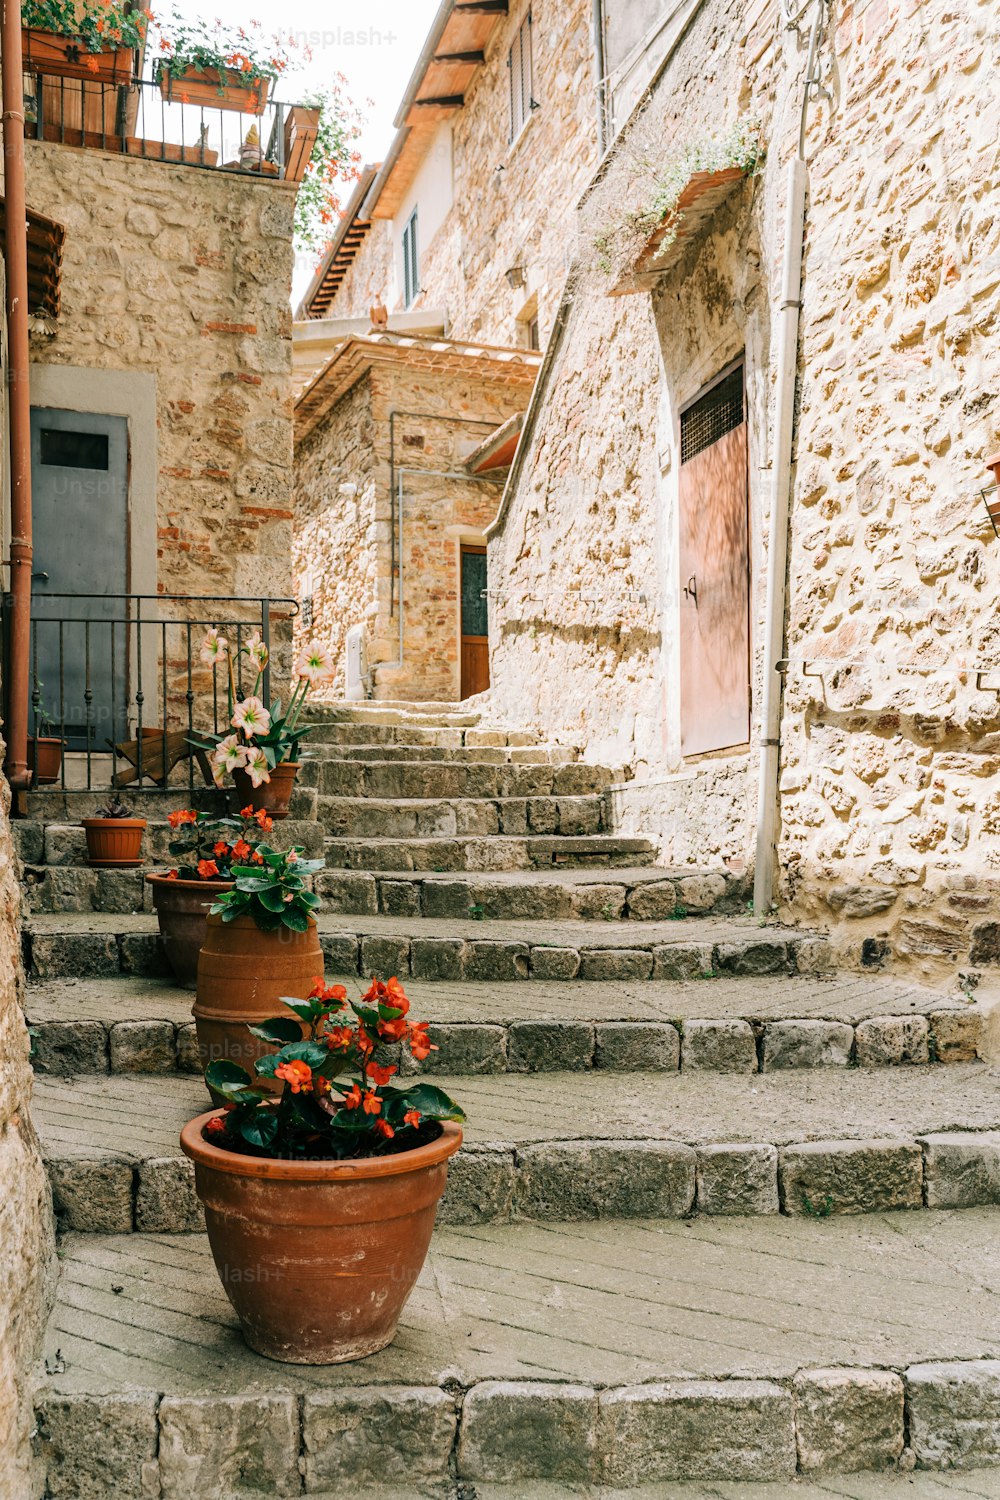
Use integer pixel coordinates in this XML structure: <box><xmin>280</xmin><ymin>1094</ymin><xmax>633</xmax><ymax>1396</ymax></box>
<box><xmin>82</xmin><ymin>818</ymin><xmax>147</xmax><ymax>867</ymax></box>
<box><xmin>147</xmin><ymin>875</ymin><xmax>234</xmax><ymax>989</ymax></box>
<box><xmin>193</xmin><ymin>912</ymin><xmax>322</xmax><ymax>1095</ymax></box>
<box><xmin>180</xmin><ymin>1113</ymin><xmax>462</xmax><ymax>1364</ymax></box>
<box><xmin>232</xmin><ymin>761</ymin><xmax>299</xmax><ymax>821</ymax></box>
<box><xmin>28</xmin><ymin>737</ymin><xmax>63</xmax><ymax>785</ymax></box>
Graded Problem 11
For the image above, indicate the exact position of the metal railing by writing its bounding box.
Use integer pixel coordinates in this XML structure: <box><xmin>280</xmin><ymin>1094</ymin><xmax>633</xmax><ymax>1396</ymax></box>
<box><xmin>2</xmin><ymin>592</ymin><xmax>299</xmax><ymax>795</ymax></box>
<box><xmin>24</xmin><ymin>69</ymin><xmax>308</xmax><ymax>181</ymax></box>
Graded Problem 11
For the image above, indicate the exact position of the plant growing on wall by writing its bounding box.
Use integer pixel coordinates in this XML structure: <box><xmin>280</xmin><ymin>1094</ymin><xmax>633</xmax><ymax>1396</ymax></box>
<box><xmin>22</xmin><ymin>0</ymin><xmax>150</xmax><ymax>52</ymax></box>
<box><xmin>294</xmin><ymin>78</ymin><xmax>366</xmax><ymax>257</ymax></box>
<box><xmin>593</xmin><ymin>117</ymin><xmax>763</xmax><ymax>282</ymax></box>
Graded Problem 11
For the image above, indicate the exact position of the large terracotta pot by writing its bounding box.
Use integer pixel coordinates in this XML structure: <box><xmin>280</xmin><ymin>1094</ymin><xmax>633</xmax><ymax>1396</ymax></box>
<box><xmin>147</xmin><ymin>875</ymin><xmax>234</xmax><ymax>989</ymax></box>
<box><xmin>157</xmin><ymin>63</ymin><xmax>270</xmax><ymax>113</ymax></box>
<box><xmin>28</xmin><ymin>737</ymin><xmax>63</xmax><ymax>786</ymax></box>
<box><xmin>180</xmin><ymin>1113</ymin><xmax>462</xmax><ymax>1364</ymax></box>
<box><xmin>83</xmin><ymin>818</ymin><xmax>147</xmax><ymax>867</ymax></box>
<box><xmin>193</xmin><ymin>912</ymin><xmax>322</xmax><ymax>1093</ymax></box>
<box><xmin>232</xmin><ymin>761</ymin><xmax>298</xmax><ymax>821</ymax></box>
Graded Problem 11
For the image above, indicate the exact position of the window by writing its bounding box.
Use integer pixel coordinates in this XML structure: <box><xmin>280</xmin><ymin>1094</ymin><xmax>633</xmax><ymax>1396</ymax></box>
<box><xmin>527</xmin><ymin>315</ymin><xmax>541</xmax><ymax>351</ymax></box>
<box><xmin>402</xmin><ymin>208</ymin><xmax>419</xmax><ymax>308</ymax></box>
<box><xmin>508</xmin><ymin>10</ymin><xmax>534</xmax><ymax>143</ymax></box>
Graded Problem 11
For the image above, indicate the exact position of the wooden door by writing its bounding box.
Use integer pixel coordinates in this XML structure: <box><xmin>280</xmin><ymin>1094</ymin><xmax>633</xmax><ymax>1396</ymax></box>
<box><xmin>460</xmin><ymin>546</ymin><xmax>490</xmax><ymax>699</ymax></box>
<box><xmin>678</xmin><ymin>364</ymin><xmax>750</xmax><ymax>757</ymax></box>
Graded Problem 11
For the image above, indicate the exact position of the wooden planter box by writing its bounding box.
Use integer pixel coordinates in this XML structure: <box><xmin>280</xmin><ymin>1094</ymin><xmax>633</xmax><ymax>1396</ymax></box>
<box><xmin>22</xmin><ymin>28</ymin><xmax>133</xmax><ymax>84</ymax></box>
<box><xmin>157</xmin><ymin>64</ymin><xmax>269</xmax><ymax>114</ymax></box>
<box><xmin>283</xmin><ymin>105</ymin><xmax>320</xmax><ymax>183</ymax></box>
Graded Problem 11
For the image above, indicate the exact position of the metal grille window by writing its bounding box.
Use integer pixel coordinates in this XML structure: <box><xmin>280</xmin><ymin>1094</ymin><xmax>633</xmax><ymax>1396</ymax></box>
<box><xmin>402</xmin><ymin>208</ymin><xmax>419</xmax><ymax>308</ymax></box>
<box><xmin>680</xmin><ymin>365</ymin><xmax>745</xmax><ymax>464</ymax></box>
<box><xmin>508</xmin><ymin>10</ymin><xmax>534</xmax><ymax>143</ymax></box>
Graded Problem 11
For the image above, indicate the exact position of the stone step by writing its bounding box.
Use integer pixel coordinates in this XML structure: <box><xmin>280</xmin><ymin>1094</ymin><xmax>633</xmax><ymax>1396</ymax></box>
<box><xmin>304</xmin><ymin>721</ymin><xmax>555</xmax><ymax>749</ymax></box>
<box><xmin>303</xmin><ymin>700</ymin><xmax>482</xmax><ymax>726</ymax></box>
<box><xmin>26</xmin><ymin>972</ymin><xmax>983</xmax><ymax>1080</ymax></box>
<box><xmin>309</xmin><ymin>740</ymin><xmax>579</xmax><ymax>764</ymax></box>
<box><xmin>24</xmin><ymin>912</ymin><xmax>820</xmax><ymax>985</ymax></box>
<box><xmin>305</xmin><ymin>759</ymin><xmax>621</xmax><ymax>800</ymax></box>
<box><xmin>20</xmin><ymin>783</ymin><xmax>319</xmax><ymax>824</ymax></box>
<box><xmin>323</xmin><ymin>834</ymin><xmax>657</xmax><ymax>873</ymax></box>
<box><xmin>33</xmin><ymin>1064</ymin><xmax>1000</xmax><ymax>1233</ymax></box>
<box><xmin>316</xmin><ymin>865</ymin><xmax>746</xmax><ymax>921</ymax></box>
<box><xmin>319</xmin><ymin>794</ymin><xmax>608</xmax><ymax>839</ymax></box>
<box><xmin>35</xmin><ymin>1212</ymin><xmax>1000</xmax><ymax>1493</ymax></box>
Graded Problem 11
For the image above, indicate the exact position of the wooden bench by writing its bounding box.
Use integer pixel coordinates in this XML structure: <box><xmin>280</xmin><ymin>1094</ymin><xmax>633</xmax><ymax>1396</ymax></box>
<box><xmin>110</xmin><ymin>730</ymin><xmax>214</xmax><ymax>788</ymax></box>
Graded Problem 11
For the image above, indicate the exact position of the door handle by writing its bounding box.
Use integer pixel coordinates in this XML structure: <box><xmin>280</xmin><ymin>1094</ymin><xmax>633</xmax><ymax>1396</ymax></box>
<box><xmin>32</xmin><ymin>571</ymin><xmax>49</xmax><ymax>583</ymax></box>
<box><xmin>683</xmin><ymin>575</ymin><xmax>698</xmax><ymax>604</ymax></box>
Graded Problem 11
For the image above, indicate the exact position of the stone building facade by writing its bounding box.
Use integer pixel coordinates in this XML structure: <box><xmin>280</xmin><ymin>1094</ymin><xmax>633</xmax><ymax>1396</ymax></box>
<box><xmin>486</xmin><ymin>0</ymin><xmax>1000</xmax><ymax>978</ymax></box>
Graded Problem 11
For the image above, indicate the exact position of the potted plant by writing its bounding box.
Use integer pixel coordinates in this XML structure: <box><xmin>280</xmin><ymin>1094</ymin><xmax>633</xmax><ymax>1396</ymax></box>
<box><xmin>146</xmin><ymin>806</ymin><xmax>272</xmax><ymax>988</ymax></box>
<box><xmin>153</xmin><ymin>11</ymin><xmax>296</xmax><ymax>114</ymax></box>
<box><xmin>27</xmin><ymin>684</ymin><xmax>64</xmax><ymax>786</ymax></box>
<box><xmin>193</xmin><ymin>843</ymin><xmax>326</xmax><ymax>1091</ymax></box>
<box><xmin>21</xmin><ymin>0</ymin><xmax>147</xmax><ymax>84</ymax></box>
<box><xmin>82</xmin><ymin>794</ymin><xmax>147</xmax><ymax>866</ymax></box>
<box><xmin>193</xmin><ymin>629</ymin><xmax>333</xmax><ymax>820</ymax></box>
<box><xmin>181</xmin><ymin>975</ymin><xmax>463</xmax><ymax>1364</ymax></box>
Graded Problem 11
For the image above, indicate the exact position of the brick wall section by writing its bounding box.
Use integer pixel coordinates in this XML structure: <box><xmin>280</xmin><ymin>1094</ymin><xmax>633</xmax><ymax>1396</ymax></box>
<box><xmin>488</xmin><ymin>0</ymin><xmax>1000</xmax><ymax>979</ymax></box>
<box><xmin>24</xmin><ymin>142</ymin><xmax>296</xmax><ymax>610</ymax></box>
<box><xmin>0</xmin><ymin>755</ymin><xmax>55</xmax><ymax>1499</ymax></box>
<box><xmin>295</xmin><ymin>362</ymin><xmax>525</xmax><ymax>700</ymax></box>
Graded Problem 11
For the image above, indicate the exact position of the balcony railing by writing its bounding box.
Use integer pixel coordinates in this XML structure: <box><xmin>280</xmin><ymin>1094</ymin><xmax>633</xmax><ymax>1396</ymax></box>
<box><xmin>1</xmin><ymin>592</ymin><xmax>299</xmax><ymax>795</ymax></box>
<box><xmin>24</xmin><ymin>68</ymin><xmax>318</xmax><ymax>182</ymax></box>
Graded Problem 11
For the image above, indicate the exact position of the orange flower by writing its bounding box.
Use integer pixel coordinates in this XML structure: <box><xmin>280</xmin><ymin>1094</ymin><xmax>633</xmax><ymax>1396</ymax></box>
<box><xmin>255</xmin><ymin>809</ymin><xmax>273</xmax><ymax>832</ymax></box>
<box><xmin>403</xmin><ymin>1109</ymin><xmax>421</xmax><ymax>1128</ymax></box>
<box><xmin>378</xmin><ymin>1015</ymin><xmax>408</xmax><ymax>1042</ymax></box>
<box><xmin>343</xmin><ymin>1083</ymin><xmax>362</xmax><ymax>1110</ymax></box>
<box><xmin>239</xmin><ymin>805</ymin><xmax>256</xmax><ymax>819</ymax></box>
<box><xmin>323</xmin><ymin>1025</ymin><xmax>353</xmax><ymax>1052</ymax></box>
<box><xmin>361</xmin><ymin>1090</ymin><xmax>382</xmax><ymax>1116</ymax></box>
<box><xmin>275</xmin><ymin>1059</ymin><xmax>312</xmax><ymax>1093</ymax></box>
<box><xmin>168</xmin><ymin>809</ymin><xmax>198</xmax><ymax>828</ymax></box>
<box><xmin>374</xmin><ymin>1118</ymin><xmax>395</xmax><ymax>1140</ymax></box>
<box><xmin>213</xmin><ymin>841</ymin><xmax>230</xmax><ymax>857</ymax></box>
<box><xmin>356</xmin><ymin>1031</ymin><xmax>375</xmax><ymax>1056</ymax></box>
<box><xmin>197</xmin><ymin>859</ymin><xmax>220</xmax><ymax>879</ymax></box>
<box><xmin>408</xmin><ymin>1023</ymin><xmax>436</xmax><ymax>1062</ymax></box>
<box><xmin>251</xmin><ymin>851</ymin><xmax>265</xmax><ymax>864</ymax></box>
<box><xmin>232</xmin><ymin>840</ymin><xmax>253</xmax><ymax>862</ymax></box>
<box><xmin>309</xmin><ymin>978</ymin><xmax>348</xmax><ymax>1005</ymax></box>
<box><xmin>368</xmin><ymin>1062</ymin><xmax>397</xmax><ymax>1087</ymax></box>
<box><xmin>204</xmin><ymin>1114</ymin><xmax>227</xmax><ymax>1134</ymax></box>
<box><xmin>165</xmin><ymin>869</ymin><xmax>179</xmax><ymax>880</ymax></box>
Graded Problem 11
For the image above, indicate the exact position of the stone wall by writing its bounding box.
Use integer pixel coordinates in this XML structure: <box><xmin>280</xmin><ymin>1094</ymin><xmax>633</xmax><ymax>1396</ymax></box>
<box><xmin>24</xmin><ymin>140</ymin><xmax>296</xmax><ymax>613</ymax></box>
<box><xmin>0</xmin><ymin>753</ymin><xmax>55</xmax><ymax>1499</ymax></box>
<box><xmin>488</xmin><ymin>0</ymin><xmax>1000</xmax><ymax>979</ymax></box>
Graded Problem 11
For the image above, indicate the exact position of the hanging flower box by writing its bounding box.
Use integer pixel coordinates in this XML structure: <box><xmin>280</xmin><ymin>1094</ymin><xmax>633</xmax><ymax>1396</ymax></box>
<box><xmin>21</xmin><ymin>27</ymin><xmax>134</xmax><ymax>84</ymax></box>
<box><xmin>156</xmin><ymin>63</ymin><xmax>270</xmax><ymax>115</ymax></box>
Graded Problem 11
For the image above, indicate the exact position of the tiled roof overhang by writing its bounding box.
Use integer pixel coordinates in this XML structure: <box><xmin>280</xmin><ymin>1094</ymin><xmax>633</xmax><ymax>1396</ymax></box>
<box><xmin>296</xmin><ymin>164</ymin><xmax>380</xmax><ymax>320</ymax></box>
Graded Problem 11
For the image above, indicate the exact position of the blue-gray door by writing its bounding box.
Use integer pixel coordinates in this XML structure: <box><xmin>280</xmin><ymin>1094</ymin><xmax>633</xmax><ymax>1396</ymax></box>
<box><xmin>30</xmin><ymin>407</ymin><xmax>129</xmax><ymax>749</ymax></box>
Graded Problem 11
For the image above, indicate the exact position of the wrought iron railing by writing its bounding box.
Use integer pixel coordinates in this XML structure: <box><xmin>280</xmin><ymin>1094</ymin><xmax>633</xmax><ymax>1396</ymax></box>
<box><xmin>24</xmin><ymin>69</ymin><xmax>315</xmax><ymax>182</ymax></box>
<box><xmin>1</xmin><ymin>592</ymin><xmax>298</xmax><ymax>794</ymax></box>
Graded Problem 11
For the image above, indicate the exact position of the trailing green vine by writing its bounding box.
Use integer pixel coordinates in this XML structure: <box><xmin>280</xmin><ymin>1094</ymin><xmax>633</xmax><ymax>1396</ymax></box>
<box><xmin>593</xmin><ymin>117</ymin><xmax>763</xmax><ymax>281</ymax></box>
<box><xmin>22</xmin><ymin>0</ymin><xmax>150</xmax><ymax>53</ymax></box>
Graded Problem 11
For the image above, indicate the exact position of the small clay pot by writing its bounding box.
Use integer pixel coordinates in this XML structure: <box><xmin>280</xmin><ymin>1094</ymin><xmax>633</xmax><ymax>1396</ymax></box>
<box><xmin>193</xmin><ymin>912</ymin><xmax>322</xmax><ymax>1095</ymax></box>
<box><xmin>232</xmin><ymin>761</ymin><xmax>299</xmax><ymax>821</ymax></box>
<box><xmin>180</xmin><ymin>1113</ymin><xmax>462</xmax><ymax>1364</ymax></box>
<box><xmin>28</xmin><ymin>736</ymin><xmax>63</xmax><ymax>785</ymax></box>
<box><xmin>82</xmin><ymin>818</ymin><xmax>147</xmax><ymax>867</ymax></box>
<box><xmin>147</xmin><ymin>875</ymin><xmax>234</xmax><ymax>989</ymax></box>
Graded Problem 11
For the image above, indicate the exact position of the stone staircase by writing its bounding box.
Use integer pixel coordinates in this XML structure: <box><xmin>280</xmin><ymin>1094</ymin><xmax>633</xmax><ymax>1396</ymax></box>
<box><xmin>20</xmin><ymin>701</ymin><xmax>1000</xmax><ymax>1497</ymax></box>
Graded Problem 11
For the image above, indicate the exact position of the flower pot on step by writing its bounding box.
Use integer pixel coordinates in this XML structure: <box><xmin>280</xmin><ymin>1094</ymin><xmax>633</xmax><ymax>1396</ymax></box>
<box><xmin>157</xmin><ymin>63</ymin><xmax>269</xmax><ymax>113</ymax></box>
<box><xmin>28</xmin><ymin>736</ymin><xmax>63</xmax><ymax>786</ymax></box>
<box><xmin>180</xmin><ymin>1113</ymin><xmax>462</xmax><ymax>1363</ymax></box>
<box><xmin>231</xmin><ymin>761</ymin><xmax>298</xmax><ymax>821</ymax></box>
<box><xmin>82</xmin><ymin>817</ymin><xmax>147</xmax><ymax>867</ymax></box>
<box><xmin>193</xmin><ymin>912</ymin><xmax>322</xmax><ymax>1095</ymax></box>
<box><xmin>147</xmin><ymin>875</ymin><xmax>234</xmax><ymax>989</ymax></box>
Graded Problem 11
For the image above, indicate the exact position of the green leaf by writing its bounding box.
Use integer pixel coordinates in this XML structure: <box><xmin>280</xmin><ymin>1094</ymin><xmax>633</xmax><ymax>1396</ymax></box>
<box><xmin>273</xmin><ymin>1040</ymin><xmax>329</xmax><ymax>1069</ymax></box>
<box><xmin>247</xmin><ymin>1017</ymin><xmax>303</xmax><ymax>1045</ymax></box>
<box><xmin>237</xmin><ymin>1108</ymin><xmax>279</xmax><ymax>1150</ymax></box>
<box><xmin>204</xmin><ymin>1060</ymin><xmax>259</xmax><ymax>1103</ymax></box>
<box><xmin>281</xmin><ymin>906</ymin><xmax>310</xmax><ymax>932</ymax></box>
<box><xmin>256</xmin><ymin>885</ymin><xmax>287</xmax><ymax>913</ymax></box>
<box><xmin>385</xmin><ymin>1082</ymin><xmax>465</xmax><ymax>1125</ymax></box>
<box><xmin>290</xmin><ymin>1092</ymin><xmax>330</xmax><ymax>1130</ymax></box>
<box><xmin>280</xmin><ymin>998</ymin><xmax>324</xmax><ymax>1024</ymax></box>
<box><xmin>252</xmin><ymin>907</ymin><xmax>285</xmax><ymax>932</ymax></box>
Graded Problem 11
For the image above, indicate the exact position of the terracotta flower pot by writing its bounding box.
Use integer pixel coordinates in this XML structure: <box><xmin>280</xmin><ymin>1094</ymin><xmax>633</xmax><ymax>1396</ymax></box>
<box><xmin>193</xmin><ymin>912</ymin><xmax>322</xmax><ymax>1094</ymax></box>
<box><xmin>157</xmin><ymin>64</ymin><xmax>270</xmax><ymax>114</ymax></box>
<box><xmin>180</xmin><ymin>1113</ymin><xmax>462</xmax><ymax>1364</ymax></box>
<box><xmin>28</xmin><ymin>736</ymin><xmax>63</xmax><ymax>786</ymax></box>
<box><xmin>147</xmin><ymin>875</ymin><xmax>234</xmax><ymax>990</ymax></box>
<box><xmin>82</xmin><ymin>818</ymin><xmax>147</xmax><ymax>867</ymax></box>
<box><xmin>232</xmin><ymin>761</ymin><xmax>298</xmax><ymax>821</ymax></box>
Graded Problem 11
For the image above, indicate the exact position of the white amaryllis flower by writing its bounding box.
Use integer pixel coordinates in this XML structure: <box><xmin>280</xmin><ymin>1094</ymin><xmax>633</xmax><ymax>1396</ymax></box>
<box><xmin>295</xmin><ymin>641</ymin><xmax>335</xmax><ymax>685</ymax></box>
<box><xmin>243</xmin><ymin>630</ymin><xmax>269</xmax><ymax>670</ymax></box>
<box><xmin>244</xmin><ymin>747</ymin><xmax>271</xmax><ymax>788</ymax></box>
<box><xmin>200</xmin><ymin>628</ymin><xmax>229</xmax><ymax>667</ymax></box>
<box><xmin>210</xmin><ymin>734</ymin><xmax>248</xmax><ymax>787</ymax></box>
<box><xmin>231</xmin><ymin>696</ymin><xmax>272</xmax><ymax>738</ymax></box>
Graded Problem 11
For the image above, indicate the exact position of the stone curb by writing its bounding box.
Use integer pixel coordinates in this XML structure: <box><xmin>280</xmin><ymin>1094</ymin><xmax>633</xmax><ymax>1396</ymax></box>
<box><xmin>33</xmin><ymin>1360</ymin><xmax>1000</xmax><ymax>1493</ymax></box>
<box><xmin>43</xmin><ymin>1129</ymin><xmax>1000</xmax><ymax>1233</ymax></box>
<box><xmin>27</xmin><ymin>1009</ymin><xmax>983</xmax><ymax>1079</ymax></box>
<box><xmin>25</xmin><ymin>924</ymin><xmax>826</xmax><ymax>984</ymax></box>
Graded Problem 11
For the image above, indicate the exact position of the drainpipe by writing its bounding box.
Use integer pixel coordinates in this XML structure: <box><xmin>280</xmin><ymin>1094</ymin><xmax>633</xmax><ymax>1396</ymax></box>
<box><xmin>752</xmin><ymin>0</ymin><xmax>826</xmax><ymax>917</ymax></box>
<box><xmin>1</xmin><ymin>0</ymin><xmax>33</xmax><ymax>793</ymax></box>
<box><xmin>591</xmin><ymin>0</ymin><xmax>608</xmax><ymax>155</ymax></box>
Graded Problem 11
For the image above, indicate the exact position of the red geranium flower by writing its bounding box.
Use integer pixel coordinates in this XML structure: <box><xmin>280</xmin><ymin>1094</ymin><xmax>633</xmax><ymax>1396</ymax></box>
<box><xmin>374</xmin><ymin>1118</ymin><xmax>395</xmax><ymax>1139</ymax></box>
<box><xmin>342</xmin><ymin>1083</ymin><xmax>363</xmax><ymax>1110</ymax></box>
<box><xmin>205</xmin><ymin>1115</ymin><xmax>227</xmax><ymax>1134</ymax></box>
<box><xmin>168</xmin><ymin>809</ymin><xmax>198</xmax><ymax>828</ymax></box>
<box><xmin>323</xmin><ymin>1025</ymin><xmax>353</xmax><ymax>1052</ymax></box>
<box><xmin>403</xmin><ymin>1109</ymin><xmax>421</xmax><ymax>1129</ymax></box>
<box><xmin>275</xmin><ymin>1059</ymin><xmax>312</xmax><ymax>1094</ymax></box>
<box><xmin>165</xmin><ymin>869</ymin><xmax>179</xmax><ymax>880</ymax></box>
<box><xmin>232</xmin><ymin>839</ymin><xmax>253</xmax><ymax>862</ymax></box>
<box><xmin>368</xmin><ymin>1062</ymin><xmax>397</xmax><ymax>1087</ymax></box>
<box><xmin>213</xmin><ymin>841</ymin><xmax>230</xmax><ymax>857</ymax></box>
<box><xmin>197</xmin><ymin>859</ymin><xmax>220</xmax><ymax>879</ymax></box>
<box><xmin>361</xmin><ymin>1090</ymin><xmax>382</xmax><ymax>1116</ymax></box>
